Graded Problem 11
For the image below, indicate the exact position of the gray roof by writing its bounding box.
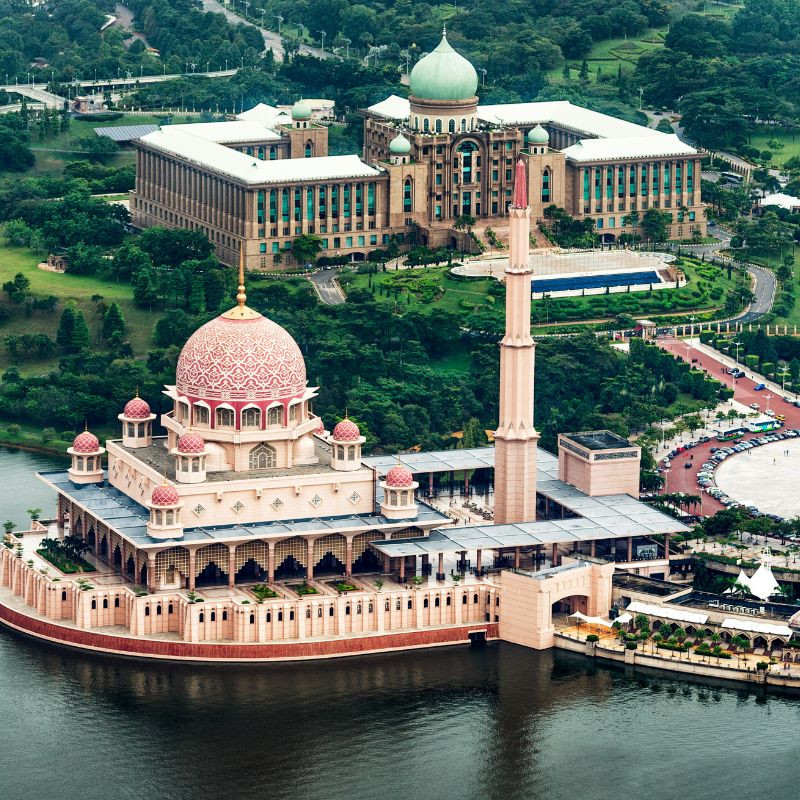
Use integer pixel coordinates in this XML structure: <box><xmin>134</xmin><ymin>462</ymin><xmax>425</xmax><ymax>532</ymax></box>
<box><xmin>38</xmin><ymin>471</ymin><xmax>448</xmax><ymax>549</ymax></box>
<box><xmin>94</xmin><ymin>124</ymin><xmax>159</xmax><ymax>142</ymax></box>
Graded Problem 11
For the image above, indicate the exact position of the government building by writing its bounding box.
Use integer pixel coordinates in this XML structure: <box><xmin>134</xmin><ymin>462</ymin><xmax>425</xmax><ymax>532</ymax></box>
<box><xmin>0</xmin><ymin>163</ymin><xmax>691</xmax><ymax>661</ymax></box>
<box><xmin>129</xmin><ymin>29</ymin><xmax>706</xmax><ymax>270</ymax></box>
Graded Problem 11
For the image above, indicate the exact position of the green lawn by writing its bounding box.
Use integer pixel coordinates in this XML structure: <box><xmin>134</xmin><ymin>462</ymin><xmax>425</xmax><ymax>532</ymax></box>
<box><xmin>0</xmin><ymin>244</ymin><xmax>165</xmax><ymax>370</ymax></box>
<box><xmin>740</xmin><ymin>246</ymin><xmax>800</xmax><ymax>325</ymax></box>
<box><xmin>746</xmin><ymin>127</ymin><xmax>800</xmax><ymax>167</ymax></box>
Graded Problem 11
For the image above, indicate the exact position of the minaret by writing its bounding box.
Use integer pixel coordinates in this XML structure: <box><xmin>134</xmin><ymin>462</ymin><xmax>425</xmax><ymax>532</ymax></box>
<box><xmin>493</xmin><ymin>159</ymin><xmax>539</xmax><ymax>524</ymax></box>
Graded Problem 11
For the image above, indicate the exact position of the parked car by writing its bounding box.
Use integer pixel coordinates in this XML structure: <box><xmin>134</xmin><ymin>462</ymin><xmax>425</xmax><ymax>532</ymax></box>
<box><xmin>750</xmin><ymin>402</ymin><xmax>760</xmax><ymax>409</ymax></box>
<box><xmin>754</xmin><ymin>383</ymin><xmax>766</xmax><ymax>391</ymax></box>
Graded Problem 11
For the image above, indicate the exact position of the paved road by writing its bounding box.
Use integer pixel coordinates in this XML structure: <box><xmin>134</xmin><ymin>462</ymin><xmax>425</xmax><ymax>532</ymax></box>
<box><xmin>200</xmin><ymin>0</ymin><xmax>330</xmax><ymax>62</ymax></box>
<box><xmin>657</xmin><ymin>338</ymin><xmax>800</xmax><ymax>513</ymax></box>
<box><xmin>309</xmin><ymin>268</ymin><xmax>345</xmax><ymax>305</ymax></box>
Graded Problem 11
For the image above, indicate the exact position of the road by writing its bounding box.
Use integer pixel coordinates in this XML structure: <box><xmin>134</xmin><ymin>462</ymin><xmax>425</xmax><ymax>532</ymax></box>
<box><xmin>309</xmin><ymin>268</ymin><xmax>345</xmax><ymax>305</ymax></box>
<box><xmin>199</xmin><ymin>0</ymin><xmax>330</xmax><ymax>62</ymax></box>
<box><xmin>657</xmin><ymin>338</ymin><xmax>800</xmax><ymax>514</ymax></box>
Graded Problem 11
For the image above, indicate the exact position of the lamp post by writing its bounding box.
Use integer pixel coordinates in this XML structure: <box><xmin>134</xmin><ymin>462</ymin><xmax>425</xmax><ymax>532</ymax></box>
<box><xmin>276</xmin><ymin>14</ymin><xmax>283</xmax><ymax>34</ymax></box>
<box><xmin>400</xmin><ymin>49</ymin><xmax>409</xmax><ymax>73</ymax></box>
<box><xmin>479</xmin><ymin>67</ymin><xmax>487</xmax><ymax>87</ymax></box>
<box><xmin>764</xmin><ymin>392</ymin><xmax>774</xmax><ymax>413</ymax></box>
<box><xmin>319</xmin><ymin>29</ymin><xmax>326</xmax><ymax>51</ymax></box>
<box><xmin>343</xmin><ymin>38</ymin><xmax>351</xmax><ymax>59</ymax></box>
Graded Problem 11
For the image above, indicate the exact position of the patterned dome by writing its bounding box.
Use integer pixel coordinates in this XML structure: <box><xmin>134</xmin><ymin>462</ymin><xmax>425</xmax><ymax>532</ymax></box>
<box><xmin>409</xmin><ymin>30</ymin><xmax>478</xmax><ymax>101</ymax></box>
<box><xmin>332</xmin><ymin>418</ymin><xmax>361</xmax><ymax>442</ymax></box>
<box><xmin>123</xmin><ymin>396</ymin><xmax>151</xmax><ymax>419</ymax></box>
<box><xmin>72</xmin><ymin>431</ymin><xmax>100</xmax><ymax>454</ymax></box>
<box><xmin>151</xmin><ymin>484</ymin><xmax>180</xmax><ymax>507</ymax></box>
<box><xmin>314</xmin><ymin>418</ymin><xmax>325</xmax><ymax>434</ymax></box>
<box><xmin>177</xmin><ymin>432</ymin><xmax>206</xmax><ymax>454</ymax></box>
<box><xmin>175</xmin><ymin>314</ymin><xmax>306</xmax><ymax>402</ymax></box>
<box><xmin>385</xmin><ymin>464</ymin><xmax>414</xmax><ymax>487</ymax></box>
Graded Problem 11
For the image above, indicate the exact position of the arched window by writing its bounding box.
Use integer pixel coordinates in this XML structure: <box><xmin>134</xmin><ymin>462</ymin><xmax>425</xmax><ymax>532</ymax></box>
<box><xmin>222</xmin><ymin>610</ymin><xmax>227</xmax><ymax>621</ymax></box>
<box><xmin>168</xmin><ymin>603</ymin><xmax>173</xmax><ymax>614</ymax></box>
<box><xmin>423</xmin><ymin>118</ymin><xmax>430</xmax><ymax>132</ymax></box>
<box><xmin>448</xmin><ymin>119</ymin><xmax>455</xmax><ymax>133</ymax></box>
<box><xmin>198</xmin><ymin>612</ymin><xmax>204</xmax><ymax>622</ymax></box>
<box><xmin>289</xmin><ymin>610</ymin><xmax>295</xmax><ymax>621</ymax></box>
<box><xmin>210</xmin><ymin>611</ymin><xmax>216</xmax><ymax>622</ymax></box>
<box><xmin>345</xmin><ymin>605</ymin><xmax>351</xmax><ymax>615</ymax></box>
<box><xmin>145</xmin><ymin>606</ymin><xmax>150</xmax><ymax>616</ymax></box>
<box><xmin>446</xmin><ymin>596</ymin><xmax>451</xmax><ymax>606</ymax></box>
<box><xmin>435</xmin><ymin>119</ymin><xmax>442</xmax><ymax>133</ymax></box>
<box><xmin>396</xmin><ymin>599</ymin><xmax>401</xmax><ymax>610</ymax></box>
<box><xmin>304</xmin><ymin>141</ymin><xmax>313</xmax><ymax>158</ymax></box>
<box><xmin>266</xmin><ymin>612</ymin><xmax>271</xmax><ymax>622</ymax></box>
<box><xmin>289</xmin><ymin>403</ymin><xmax>298</xmax><ymax>422</ymax></box>
<box><xmin>267</xmin><ymin>406</ymin><xmax>283</xmax><ymax>426</ymax></box>
<box><xmin>115</xmin><ymin>597</ymin><xmax>120</xmax><ymax>608</ymax></box>
<box><xmin>317</xmin><ymin>607</ymin><xmax>322</xmax><ymax>617</ymax></box>
<box><xmin>434</xmin><ymin>597</ymin><xmax>440</xmax><ymax>607</ymax></box>
<box><xmin>269</xmin><ymin>146</ymin><xmax>277</xmax><ymax>160</ymax></box>
<box><xmin>329</xmin><ymin>606</ymin><xmax>334</xmax><ymax>616</ymax></box>
<box><xmin>249</xmin><ymin>613</ymin><xmax>255</xmax><ymax>624</ymax></box>
<box><xmin>424</xmin><ymin>598</ymin><xmax>429</xmax><ymax>608</ymax></box>
<box><xmin>462</xmin><ymin>594</ymin><xmax>467</xmax><ymax>605</ymax></box>
<box><xmin>194</xmin><ymin>405</ymin><xmax>209</xmax><ymax>426</ymax></box>
<box><xmin>403</xmin><ymin>178</ymin><xmax>413</xmax><ymax>213</ymax></box>
<box><xmin>357</xmin><ymin>604</ymin><xmax>362</xmax><ymax>614</ymax></box>
<box><xmin>249</xmin><ymin>443</ymin><xmax>276</xmax><ymax>469</ymax></box>
<box><xmin>61</xmin><ymin>591</ymin><xmax>67</xmax><ymax>601</ymax></box>
<box><xmin>306</xmin><ymin>607</ymin><xmax>311</xmax><ymax>618</ymax></box>
<box><xmin>242</xmin><ymin>407</ymin><xmax>261</xmax><ymax>428</ymax></box>
<box><xmin>102</xmin><ymin>598</ymin><xmax>108</xmax><ymax>609</ymax></box>
<box><xmin>414</xmin><ymin>116</ymin><xmax>419</xmax><ymax>129</ymax></box>
<box><xmin>407</xmin><ymin>600</ymin><xmax>413</xmax><ymax>610</ymax></box>
<box><xmin>385</xmin><ymin>600</ymin><xmax>390</xmax><ymax>611</ymax></box>
<box><xmin>473</xmin><ymin>593</ymin><xmax>478</xmax><ymax>604</ymax></box>
<box><xmin>91</xmin><ymin>599</ymin><xmax>97</xmax><ymax>610</ymax></box>
<box><xmin>460</xmin><ymin>118</ymin><xmax>466</xmax><ymax>131</ymax></box>
<box><xmin>368</xmin><ymin>603</ymin><xmax>373</xmax><ymax>613</ymax></box>
<box><xmin>278</xmin><ymin>611</ymin><xmax>283</xmax><ymax>622</ymax></box>
<box><xmin>216</xmin><ymin>406</ymin><xmax>234</xmax><ymax>428</ymax></box>
<box><xmin>156</xmin><ymin>604</ymin><xmax>162</xmax><ymax>615</ymax></box>
<box><xmin>541</xmin><ymin>168</ymin><xmax>551</xmax><ymax>204</ymax></box>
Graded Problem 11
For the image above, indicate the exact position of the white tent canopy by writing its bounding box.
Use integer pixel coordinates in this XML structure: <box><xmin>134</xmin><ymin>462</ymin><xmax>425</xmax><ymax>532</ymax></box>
<box><xmin>720</xmin><ymin>618</ymin><xmax>792</xmax><ymax>637</ymax></box>
<box><xmin>746</xmin><ymin>563</ymin><xmax>781</xmax><ymax>601</ymax></box>
<box><xmin>615</xmin><ymin>612</ymin><xmax>633</xmax><ymax>624</ymax></box>
<box><xmin>724</xmin><ymin>569</ymin><xmax>752</xmax><ymax>595</ymax></box>
<box><xmin>569</xmin><ymin>611</ymin><xmax>613</xmax><ymax>628</ymax></box>
<box><xmin>625</xmin><ymin>601</ymin><xmax>708</xmax><ymax>625</ymax></box>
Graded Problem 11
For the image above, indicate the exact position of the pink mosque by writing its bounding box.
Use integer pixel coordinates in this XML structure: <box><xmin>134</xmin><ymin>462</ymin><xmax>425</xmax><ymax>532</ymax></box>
<box><xmin>0</xmin><ymin>163</ymin><xmax>688</xmax><ymax>660</ymax></box>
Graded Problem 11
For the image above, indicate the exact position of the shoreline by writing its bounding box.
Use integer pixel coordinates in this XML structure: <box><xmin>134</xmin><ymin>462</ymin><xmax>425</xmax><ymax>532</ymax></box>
<box><xmin>555</xmin><ymin>633</ymin><xmax>800</xmax><ymax>692</ymax></box>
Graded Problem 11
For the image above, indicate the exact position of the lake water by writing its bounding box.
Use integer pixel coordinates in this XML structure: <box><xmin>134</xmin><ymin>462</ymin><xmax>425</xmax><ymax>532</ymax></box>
<box><xmin>0</xmin><ymin>449</ymin><xmax>798</xmax><ymax>800</ymax></box>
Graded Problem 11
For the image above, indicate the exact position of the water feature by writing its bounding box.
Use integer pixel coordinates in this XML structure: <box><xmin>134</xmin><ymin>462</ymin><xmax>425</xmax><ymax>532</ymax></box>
<box><xmin>0</xmin><ymin>448</ymin><xmax>798</xmax><ymax>800</ymax></box>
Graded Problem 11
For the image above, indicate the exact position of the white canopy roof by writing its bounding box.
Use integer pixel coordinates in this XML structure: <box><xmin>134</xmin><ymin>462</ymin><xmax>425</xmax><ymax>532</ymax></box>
<box><xmin>168</xmin><ymin>120</ymin><xmax>282</xmax><ymax>144</ymax></box>
<box><xmin>760</xmin><ymin>192</ymin><xmax>800</xmax><ymax>211</ymax></box>
<box><xmin>570</xmin><ymin>611</ymin><xmax>613</xmax><ymax>628</ymax></box>
<box><xmin>236</xmin><ymin>102</ymin><xmax>292</xmax><ymax>127</ymax></box>
<box><xmin>746</xmin><ymin>562</ymin><xmax>782</xmax><ymax>601</ymax></box>
<box><xmin>626</xmin><ymin>601</ymin><xmax>708</xmax><ymax>624</ymax></box>
<box><xmin>615</xmin><ymin>612</ymin><xmax>633</xmax><ymax>624</ymax></box>
<box><xmin>561</xmin><ymin>134</ymin><xmax>696</xmax><ymax>163</ymax></box>
<box><xmin>721</xmin><ymin>618</ymin><xmax>792</xmax><ymax>637</ymax></box>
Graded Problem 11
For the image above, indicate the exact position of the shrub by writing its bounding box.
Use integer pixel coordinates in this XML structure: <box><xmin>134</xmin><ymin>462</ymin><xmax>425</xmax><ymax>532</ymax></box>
<box><xmin>586</xmin><ymin>634</ymin><xmax>599</xmax><ymax>642</ymax></box>
<box><xmin>6</xmin><ymin>424</ymin><xmax>21</xmax><ymax>437</ymax></box>
<box><xmin>626</xmin><ymin>641</ymin><xmax>638</xmax><ymax>650</ymax></box>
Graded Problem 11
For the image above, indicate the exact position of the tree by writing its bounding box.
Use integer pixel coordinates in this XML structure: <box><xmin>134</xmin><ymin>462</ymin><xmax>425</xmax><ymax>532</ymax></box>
<box><xmin>453</xmin><ymin>214</ymin><xmax>477</xmax><ymax>233</ymax></box>
<box><xmin>291</xmin><ymin>234</ymin><xmax>323</xmax><ymax>266</ymax></box>
<box><xmin>640</xmin><ymin>209</ymin><xmax>672</xmax><ymax>243</ymax></box>
<box><xmin>2</xmin><ymin>272</ymin><xmax>30</xmax><ymax>303</ymax></box>
<box><xmin>622</xmin><ymin>211</ymin><xmax>640</xmax><ymax>243</ymax></box>
<box><xmin>460</xmin><ymin>417</ymin><xmax>486</xmax><ymax>449</ymax></box>
<box><xmin>70</xmin><ymin>310</ymin><xmax>91</xmax><ymax>352</ymax></box>
<box><xmin>75</xmin><ymin>135</ymin><xmax>120</xmax><ymax>163</ymax></box>
<box><xmin>56</xmin><ymin>305</ymin><xmax>76</xmax><ymax>350</ymax></box>
<box><xmin>102</xmin><ymin>302</ymin><xmax>126</xmax><ymax>342</ymax></box>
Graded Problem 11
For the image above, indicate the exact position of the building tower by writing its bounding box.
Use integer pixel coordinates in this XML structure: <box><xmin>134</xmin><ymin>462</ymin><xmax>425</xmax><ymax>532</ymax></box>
<box><xmin>493</xmin><ymin>159</ymin><xmax>539</xmax><ymax>524</ymax></box>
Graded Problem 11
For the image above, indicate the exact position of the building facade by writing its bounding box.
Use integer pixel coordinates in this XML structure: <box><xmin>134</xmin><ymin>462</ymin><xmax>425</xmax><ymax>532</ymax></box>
<box><xmin>129</xmin><ymin>32</ymin><xmax>705</xmax><ymax>270</ymax></box>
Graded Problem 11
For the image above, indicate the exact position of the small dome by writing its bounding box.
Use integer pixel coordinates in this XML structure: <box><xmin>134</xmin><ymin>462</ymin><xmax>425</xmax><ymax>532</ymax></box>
<box><xmin>177</xmin><ymin>432</ymin><xmax>206</xmax><ymax>454</ymax></box>
<box><xmin>332</xmin><ymin>418</ymin><xmax>361</xmax><ymax>442</ymax></box>
<box><xmin>314</xmin><ymin>418</ymin><xmax>325</xmax><ymax>434</ymax></box>
<box><xmin>385</xmin><ymin>464</ymin><xmax>414</xmax><ymax>488</ymax></box>
<box><xmin>409</xmin><ymin>30</ymin><xmax>478</xmax><ymax>101</ymax></box>
<box><xmin>291</xmin><ymin>100</ymin><xmax>312</xmax><ymax>120</ymax></box>
<box><xmin>528</xmin><ymin>124</ymin><xmax>549</xmax><ymax>144</ymax></box>
<box><xmin>151</xmin><ymin>484</ymin><xmax>180</xmax><ymax>507</ymax></box>
<box><xmin>390</xmin><ymin>133</ymin><xmax>411</xmax><ymax>154</ymax></box>
<box><xmin>123</xmin><ymin>396</ymin><xmax>151</xmax><ymax>419</ymax></box>
<box><xmin>72</xmin><ymin>431</ymin><xmax>100</xmax><ymax>454</ymax></box>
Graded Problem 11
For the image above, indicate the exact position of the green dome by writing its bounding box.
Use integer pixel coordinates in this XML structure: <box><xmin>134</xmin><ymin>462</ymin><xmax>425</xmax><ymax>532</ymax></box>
<box><xmin>389</xmin><ymin>133</ymin><xmax>411</xmax><ymax>154</ymax></box>
<box><xmin>527</xmin><ymin>124</ymin><xmax>549</xmax><ymax>144</ymax></box>
<box><xmin>409</xmin><ymin>30</ymin><xmax>478</xmax><ymax>101</ymax></box>
<box><xmin>291</xmin><ymin>100</ymin><xmax>312</xmax><ymax>120</ymax></box>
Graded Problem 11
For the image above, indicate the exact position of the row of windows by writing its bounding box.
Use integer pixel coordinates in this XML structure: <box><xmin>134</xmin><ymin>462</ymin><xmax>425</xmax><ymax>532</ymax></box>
<box><xmin>583</xmin><ymin>163</ymin><xmax>695</xmax><ymax>201</ymax></box>
<box><xmin>260</xmin><ymin>184</ymin><xmax>377</xmax><ymax>225</ymax></box>
<box><xmin>260</xmin><ymin>234</ymin><xmax>387</xmax><ymax>254</ymax></box>
<box><xmin>595</xmin><ymin>210</ymin><xmax>696</xmax><ymax>229</ymax></box>
<box><xmin>176</xmin><ymin>401</ymin><xmax>302</xmax><ymax>430</ymax></box>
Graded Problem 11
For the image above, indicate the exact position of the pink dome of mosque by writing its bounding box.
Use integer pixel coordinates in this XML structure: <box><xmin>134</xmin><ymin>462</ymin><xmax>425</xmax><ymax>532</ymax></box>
<box><xmin>385</xmin><ymin>464</ymin><xmax>414</xmax><ymax>487</ymax></box>
<box><xmin>123</xmin><ymin>396</ymin><xmax>151</xmax><ymax>419</ymax></box>
<box><xmin>175</xmin><ymin>313</ymin><xmax>306</xmax><ymax>403</ymax></box>
<box><xmin>314</xmin><ymin>418</ymin><xmax>325</xmax><ymax>434</ymax></box>
<box><xmin>72</xmin><ymin>431</ymin><xmax>100</xmax><ymax>453</ymax></box>
<box><xmin>332</xmin><ymin>419</ymin><xmax>361</xmax><ymax>441</ymax></box>
<box><xmin>177</xmin><ymin>432</ymin><xmax>206</xmax><ymax>454</ymax></box>
<box><xmin>151</xmin><ymin>484</ymin><xmax>180</xmax><ymax>507</ymax></box>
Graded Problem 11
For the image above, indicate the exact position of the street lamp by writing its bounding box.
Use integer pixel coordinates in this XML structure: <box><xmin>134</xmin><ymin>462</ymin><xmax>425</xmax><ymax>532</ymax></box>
<box><xmin>400</xmin><ymin>49</ymin><xmax>409</xmax><ymax>73</ymax></box>
<box><xmin>319</xmin><ymin>29</ymin><xmax>326</xmax><ymax>51</ymax></box>
<box><xmin>764</xmin><ymin>392</ymin><xmax>774</xmax><ymax>413</ymax></box>
<box><xmin>479</xmin><ymin>67</ymin><xmax>487</xmax><ymax>87</ymax></box>
<box><xmin>257</xmin><ymin>8</ymin><xmax>265</xmax><ymax>27</ymax></box>
<box><xmin>343</xmin><ymin>38</ymin><xmax>351</xmax><ymax>59</ymax></box>
<box><xmin>276</xmin><ymin>14</ymin><xmax>283</xmax><ymax>34</ymax></box>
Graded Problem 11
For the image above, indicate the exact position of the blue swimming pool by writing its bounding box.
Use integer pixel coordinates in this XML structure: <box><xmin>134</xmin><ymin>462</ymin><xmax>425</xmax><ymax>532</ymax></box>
<box><xmin>532</xmin><ymin>270</ymin><xmax>661</xmax><ymax>293</ymax></box>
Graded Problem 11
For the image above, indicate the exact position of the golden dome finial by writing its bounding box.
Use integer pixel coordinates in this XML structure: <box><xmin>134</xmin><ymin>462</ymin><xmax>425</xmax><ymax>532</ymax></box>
<box><xmin>236</xmin><ymin>248</ymin><xmax>247</xmax><ymax>308</ymax></box>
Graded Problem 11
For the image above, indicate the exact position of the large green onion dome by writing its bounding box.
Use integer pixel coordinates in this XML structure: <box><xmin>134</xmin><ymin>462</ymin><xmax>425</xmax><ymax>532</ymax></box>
<box><xmin>409</xmin><ymin>29</ymin><xmax>478</xmax><ymax>101</ymax></box>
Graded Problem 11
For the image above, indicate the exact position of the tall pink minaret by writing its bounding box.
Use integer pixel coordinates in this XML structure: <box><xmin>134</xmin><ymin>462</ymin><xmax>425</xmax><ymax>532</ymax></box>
<box><xmin>493</xmin><ymin>159</ymin><xmax>539</xmax><ymax>524</ymax></box>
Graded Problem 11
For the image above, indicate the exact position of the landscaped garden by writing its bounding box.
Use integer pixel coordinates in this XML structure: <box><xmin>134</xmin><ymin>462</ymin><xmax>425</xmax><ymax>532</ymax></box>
<box><xmin>35</xmin><ymin>535</ymin><xmax>96</xmax><ymax>574</ymax></box>
<box><xmin>290</xmin><ymin>581</ymin><xmax>319</xmax><ymax>596</ymax></box>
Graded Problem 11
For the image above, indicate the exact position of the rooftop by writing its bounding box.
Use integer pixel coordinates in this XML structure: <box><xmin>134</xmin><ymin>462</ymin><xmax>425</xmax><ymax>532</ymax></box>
<box><xmin>760</xmin><ymin>192</ymin><xmax>800</xmax><ymax>210</ymax></box>
<box><xmin>560</xmin><ymin>134</ymin><xmax>696</xmax><ymax>162</ymax></box>
<box><xmin>562</xmin><ymin>430</ymin><xmax>634</xmax><ymax>451</ymax></box>
<box><xmin>166</xmin><ymin>120</ymin><xmax>282</xmax><ymax>144</ymax></box>
<box><xmin>138</xmin><ymin>126</ymin><xmax>381</xmax><ymax>185</ymax></box>
<box><xmin>94</xmin><ymin>124</ymin><xmax>159</xmax><ymax>142</ymax></box>
<box><xmin>38</xmin><ymin>470</ymin><xmax>448</xmax><ymax>548</ymax></box>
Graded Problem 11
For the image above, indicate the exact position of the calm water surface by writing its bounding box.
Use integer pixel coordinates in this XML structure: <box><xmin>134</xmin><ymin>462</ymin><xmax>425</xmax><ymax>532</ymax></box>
<box><xmin>0</xmin><ymin>449</ymin><xmax>798</xmax><ymax>800</ymax></box>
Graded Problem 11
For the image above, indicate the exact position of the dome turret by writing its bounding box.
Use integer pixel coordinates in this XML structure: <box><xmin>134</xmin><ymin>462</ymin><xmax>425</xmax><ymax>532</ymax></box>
<box><xmin>72</xmin><ymin>430</ymin><xmax>100</xmax><ymax>454</ymax></box>
<box><xmin>409</xmin><ymin>29</ymin><xmax>478</xmax><ymax>101</ymax></box>
<box><xmin>123</xmin><ymin>396</ymin><xmax>151</xmax><ymax>419</ymax></box>
<box><xmin>151</xmin><ymin>483</ymin><xmax>180</xmax><ymax>507</ymax></box>
<box><xmin>68</xmin><ymin>429</ymin><xmax>105</xmax><ymax>484</ymax></box>
<box><xmin>389</xmin><ymin>133</ymin><xmax>411</xmax><ymax>154</ymax></box>
<box><xmin>385</xmin><ymin>464</ymin><xmax>414</xmax><ymax>487</ymax></box>
<box><xmin>291</xmin><ymin>100</ymin><xmax>312</xmax><ymax>120</ymax></box>
<box><xmin>527</xmin><ymin>124</ymin><xmax>549</xmax><ymax>145</ymax></box>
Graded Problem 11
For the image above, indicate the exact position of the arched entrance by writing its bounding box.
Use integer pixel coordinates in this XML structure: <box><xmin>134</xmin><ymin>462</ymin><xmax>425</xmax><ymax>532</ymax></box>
<box><xmin>353</xmin><ymin>547</ymin><xmax>381</xmax><ymax>573</ymax></box>
<box><xmin>275</xmin><ymin>555</ymin><xmax>304</xmax><ymax>580</ymax></box>
<box><xmin>99</xmin><ymin>535</ymin><xmax>108</xmax><ymax>558</ymax></box>
<box><xmin>196</xmin><ymin>561</ymin><xmax>228</xmax><ymax>587</ymax></box>
<box><xmin>315</xmin><ymin>551</ymin><xmax>344</xmax><ymax>576</ymax></box>
<box><xmin>113</xmin><ymin>545</ymin><xmax>122</xmax><ymax>570</ymax></box>
<box><xmin>126</xmin><ymin>555</ymin><xmax>135</xmax><ymax>577</ymax></box>
<box><xmin>236</xmin><ymin>558</ymin><xmax>267</xmax><ymax>583</ymax></box>
<box><xmin>552</xmin><ymin>594</ymin><xmax>589</xmax><ymax>618</ymax></box>
<box><xmin>140</xmin><ymin>562</ymin><xmax>148</xmax><ymax>588</ymax></box>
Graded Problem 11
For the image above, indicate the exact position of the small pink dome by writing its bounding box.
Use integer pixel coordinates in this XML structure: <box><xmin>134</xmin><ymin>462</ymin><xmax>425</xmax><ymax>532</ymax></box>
<box><xmin>72</xmin><ymin>431</ymin><xmax>100</xmax><ymax>454</ymax></box>
<box><xmin>332</xmin><ymin>418</ymin><xmax>360</xmax><ymax>442</ymax></box>
<box><xmin>385</xmin><ymin>464</ymin><xmax>414</xmax><ymax>487</ymax></box>
<box><xmin>151</xmin><ymin>484</ymin><xmax>180</xmax><ymax>507</ymax></box>
<box><xmin>123</xmin><ymin>396</ymin><xmax>151</xmax><ymax>419</ymax></box>
<box><xmin>177</xmin><ymin>432</ymin><xmax>206</xmax><ymax>454</ymax></box>
<box><xmin>314</xmin><ymin>418</ymin><xmax>325</xmax><ymax>434</ymax></box>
